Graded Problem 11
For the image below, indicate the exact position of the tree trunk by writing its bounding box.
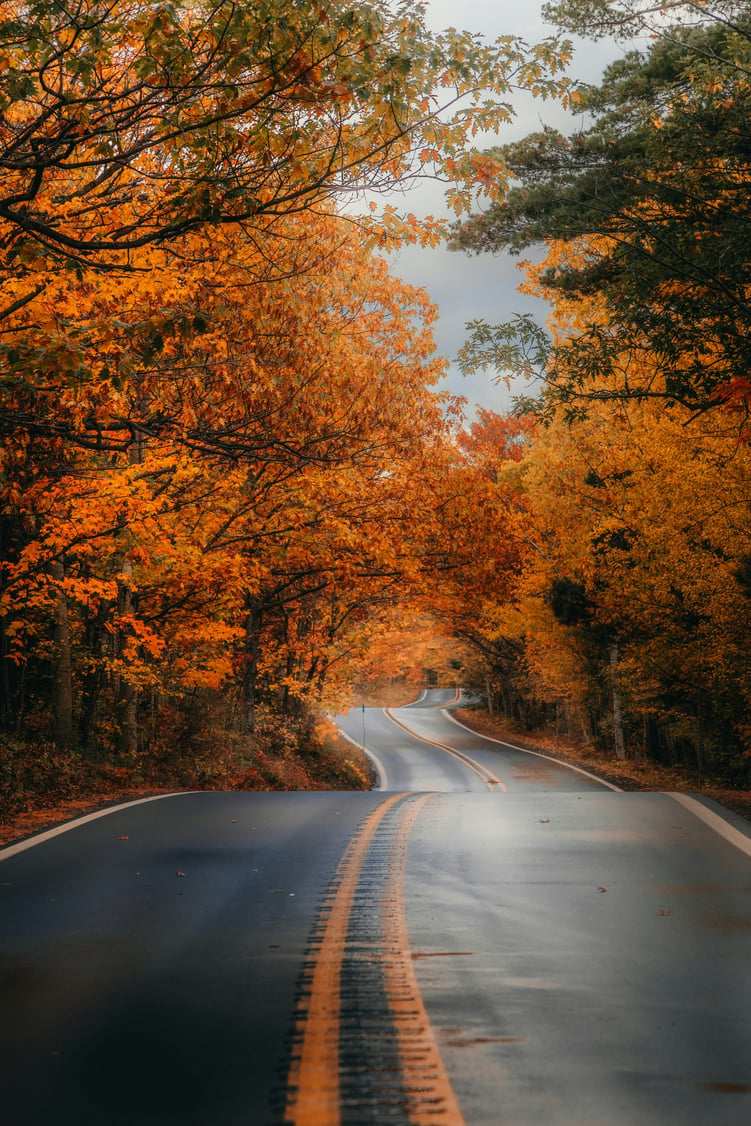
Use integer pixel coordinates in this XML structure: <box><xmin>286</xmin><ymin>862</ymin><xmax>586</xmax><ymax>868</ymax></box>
<box><xmin>0</xmin><ymin>612</ymin><xmax>13</xmax><ymax>728</ymax></box>
<box><xmin>48</xmin><ymin>560</ymin><xmax>73</xmax><ymax>749</ymax></box>
<box><xmin>610</xmin><ymin>640</ymin><xmax>626</xmax><ymax>761</ymax></box>
<box><xmin>500</xmin><ymin>681</ymin><xmax>513</xmax><ymax>720</ymax></box>
<box><xmin>128</xmin><ymin>411</ymin><xmax>145</xmax><ymax>467</ymax></box>
<box><xmin>117</xmin><ymin>558</ymin><xmax>138</xmax><ymax>756</ymax></box>
<box><xmin>243</xmin><ymin>596</ymin><xmax>262</xmax><ymax>731</ymax></box>
<box><xmin>79</xmin><ymin>595</ymin><xmax>109</xmax><ymax>748</ymax></box>
<box><xmin>486</xmin><ymin>678</ymin><xmax>494</xmax><ymax>715</ymax></box>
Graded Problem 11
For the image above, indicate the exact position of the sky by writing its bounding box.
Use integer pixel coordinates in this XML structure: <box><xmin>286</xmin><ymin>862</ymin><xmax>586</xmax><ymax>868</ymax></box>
<box><xmin>386</xmin><ymin>0</ymin><xmax>626</xmax><ymax>416</ymax></box>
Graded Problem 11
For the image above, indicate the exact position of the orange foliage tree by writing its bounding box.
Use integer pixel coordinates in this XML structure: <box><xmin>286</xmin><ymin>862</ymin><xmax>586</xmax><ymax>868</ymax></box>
<box><xmin>451</xmin><ymin>235</ymin><xmax>751</xmax><ymax>779</ymax></box>
<box><xmin>0</xmin><ymin>2</ymin><xmax>576</xmax><ymax>792</ymax></box>
<box><xmin>1</xmin><ymin>208</ymin><xmax>458</xmax><ymax>757</ymax></box>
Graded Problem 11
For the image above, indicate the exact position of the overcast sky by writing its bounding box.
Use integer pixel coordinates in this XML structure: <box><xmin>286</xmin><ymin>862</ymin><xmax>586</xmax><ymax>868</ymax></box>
<box><xmin>387</xmin><ymin>1</ymin><xmax>625</xmax><ymax>416</ymax></box>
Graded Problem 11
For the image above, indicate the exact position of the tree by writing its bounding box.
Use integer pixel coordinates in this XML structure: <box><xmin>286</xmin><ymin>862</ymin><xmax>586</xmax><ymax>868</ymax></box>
<box><xmin>0</xmin><ymin>1</ymin><xmax>573</xmax><ymax>460</ymax></box>
<box><xmin>544</xmin><ymin>0</ymin><xmax>749</xmax><ymax>40</ymax></box>
<box><xmin>518</xmin><ymin>383</ymin><xmax>751</xmax><ymax>771</ymax></box>
<box><xmin>0</xmin><ymin>203</ymin><xmax>464</xmax><ymax>748</ymax></box>
<box><xmin>0</xmin><ymin>0</ymin><xmax>570</xmax><ymax>281</ymax></box>
<box><xmin>417</xmin><ymin>409</ymin><xmax>547</xmax><ymax>725</ymax></box>
<box><xmin>451</xmin><ymin>4</ymin><xmax>751</xmax><ymax>415</ymax></box>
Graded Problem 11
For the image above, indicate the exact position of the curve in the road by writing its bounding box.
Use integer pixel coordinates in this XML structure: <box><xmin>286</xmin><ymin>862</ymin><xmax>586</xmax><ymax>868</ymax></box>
<box><xmin>382</xmin><ymin>694</ymin><xmax>616</xmax><ymax>793</ymax></box>
<box><xmin>402</xmin><ymin>688</ymin><xmax>462</xmax><ymax>710</ymax></box>
<box><xmin>384</xmin><ymin>708</ymin><xmax>506</xmax><ymax>792</ymax></box>
<box><xmin>440</xmin><ymin>707</ymin><xmax>621</xmax><ymax>792</ymax></box>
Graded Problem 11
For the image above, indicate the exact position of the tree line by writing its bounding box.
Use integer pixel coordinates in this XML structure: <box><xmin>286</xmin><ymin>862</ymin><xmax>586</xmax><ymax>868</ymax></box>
<box><xmin>8</xmin><ymin>0</ymin><xmax>746</xmax><ymax>806</ymax></box>
<box><xmin>0</xmin><ymin>0</ymin><xmax>568</xmax><ymax>807</ymax></box>
<box><xmin>452</xmin><ymin>0</ymin><xmax>751</xmax><ymax>783</ymax></box>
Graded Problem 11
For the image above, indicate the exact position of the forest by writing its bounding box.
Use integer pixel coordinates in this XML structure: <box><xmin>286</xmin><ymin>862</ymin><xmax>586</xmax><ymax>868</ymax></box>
<box><xmin>2</xmin><ymin>0</ymin><xmax>750</xmax><ymax>822</ymax></box>
<box><xmin>453</xmin><ymin>0</ymin><xmax>751</xmax><ymax>787</ymax></box>
<box><xmin>0</xmin><ymin>0</ymin><xmax>567</xmax><ymax>813</ymax></box>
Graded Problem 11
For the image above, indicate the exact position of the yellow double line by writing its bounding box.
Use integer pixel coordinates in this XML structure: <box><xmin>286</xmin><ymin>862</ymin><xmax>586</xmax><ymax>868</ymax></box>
<box><xmin>416</xmin><ymin>688</ymin><xmax>462</xmax><ymax>708</ymax></box>
<box><xmin>284</xmin><ymin>793</ymin><xmax>465</xmax><ymax>1126</ymax></box>
<box><xmin>384</xmin><ymin>708</ymin><xmax>507</xmax><ymax>792</ymax></box>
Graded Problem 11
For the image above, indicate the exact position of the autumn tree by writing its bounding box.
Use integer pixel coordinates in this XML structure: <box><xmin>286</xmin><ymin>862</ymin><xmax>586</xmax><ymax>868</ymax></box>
<box><xmin>516</xmin><ymin>383</ymin><xmax>751</xmax><ymax>774</ymax></box>
<box><xmin>0</xmin><ymin>0</ymin><xmax>574</xmax><ymax>464</ymax></box>
<box><xmin>450</xmin><ymin>230</ymin><xmax>751</xmax><ymax>772</ymax></box>
<box><xmin>0</xmin><ymin>0</ymin><xmax>530</xmax><ymax>269</ymax></box>
<box><xmin>0</xmin><ymin>0</ymin><xmax>570</xmax><ymax>277</ymax></box>
<box><xmin>410</xmin><ymin>408</ymin><xmax>545</xmax><ymax>721</ymax></box>
<box><xmin>0</xmin><ymin>204</ymin><xmax>463</xmax><ymax>756</ymax></box>
<box><xmin>0</xmin><ymin>1</ymin><xmax>578</xmax><ymax>799</ymax></box>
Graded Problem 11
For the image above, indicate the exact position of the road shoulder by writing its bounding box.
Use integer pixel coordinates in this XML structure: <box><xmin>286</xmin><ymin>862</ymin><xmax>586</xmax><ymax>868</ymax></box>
<box><xmin>451</xmin><ymin>707</ymin><xmax>751</xmax><ymax>823</ymax></box>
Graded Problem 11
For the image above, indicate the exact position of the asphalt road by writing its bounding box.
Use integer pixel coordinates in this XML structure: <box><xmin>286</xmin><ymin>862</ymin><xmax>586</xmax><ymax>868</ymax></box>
<box><xmin>336</xmin><ymin>690</ymin><xmax>612</xmax><ymax>793</ymax></box>
<box><xmin>2</xmin><ymin>691</ymin><xmax>750</xmax><ymax>1125</ymax></box>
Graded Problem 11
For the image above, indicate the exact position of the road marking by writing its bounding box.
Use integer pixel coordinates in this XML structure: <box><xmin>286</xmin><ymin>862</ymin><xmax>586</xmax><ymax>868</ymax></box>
<box><xmin>669</xmin><ymin>793</ymin><xmax>751</xmax><ymax>858</ymax></box>
<box><xmin>336</xmin><ymin>727</ymin><xmax>389</xmax><ymax>790</ymax></box>
<box><xmin>384</xmin><ymin>709</ymin><xmax>507</xmax><ymax>792</ymax></box>
<box><xmin>285</xmin><ymin>793</ymin><xmax>404</xmax><ymax>1125</ymax></box>
<box><xmin>381</xmin><ymin>793</ymin><xmax>466</xmax><ymax>1124</ymax></box>
<box><xmin>0</xmin><ymin>792</ymin><xmax>192</xmax><ymax>861</ymax></box>
<box><xmin>403</xmin><ymin>688</ymin><xmax>461</xmax><ymax>710</ymax></box>
<box><xmin>441</xmin><ymin>709</ymin><xmax>621</xmax><ymax>791</ymax></box>
<box><xmin>284</xmin><ymin>792</ymin><xmax>465</xmax><ymax>1126</ymax></box>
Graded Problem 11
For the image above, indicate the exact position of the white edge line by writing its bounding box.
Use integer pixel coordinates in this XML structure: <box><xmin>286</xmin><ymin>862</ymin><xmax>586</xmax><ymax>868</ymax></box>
<box><xmin>0</xmin><ymin>792</ymin><xmax>193</xmax><ymax>862</ymax></box>
<box><xmin>402</xmin><ymin>689</ymin><xmax>461</xmax><ymax>711</ymax></box>
<box><xmin>668</xmin><ymin>792</ymin><xmax>751</xmax><ymax>858</ymax></box>
<box><xmin>337</xmin><ymin>728</ymin><xmax>389</xmax><ymax>792</ymax></box>
<box><xmin>440</xmin><ymin>709</ymin><xmax>621</xmax><ymax>792</ymax></box>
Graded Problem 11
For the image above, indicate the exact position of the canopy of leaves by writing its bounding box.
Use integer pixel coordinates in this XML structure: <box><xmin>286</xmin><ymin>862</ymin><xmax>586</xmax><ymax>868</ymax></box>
<box><xmin>0</xmin><ymin>0</ymin><xmax>573</xmax><ymax>457</ymax></box>
<box><xmin>0</xmin><ymin>1</ymin><xmax>571</xmax><ymax>793</ymax></box>
<box><xmin>451</xmin><ymin>6</ymin><xmax>751</xmax><ymax>412</ymax></box>
<box><xmin>0</xmin><ymin>0</ymin><xmax>570</xmax><ymax>284</ymax></box>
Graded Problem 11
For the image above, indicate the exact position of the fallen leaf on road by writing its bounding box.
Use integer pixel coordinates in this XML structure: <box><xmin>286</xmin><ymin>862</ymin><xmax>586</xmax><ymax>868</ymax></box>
<box><xmin>598</xmin><ymin>887</ymin><xmax>607</xmax><ymax>893</ymax></box>
<box><xmin>176</xmin><ymin>871</ymin><xmax>186</xmax><ymax>878</ymax></box>
<box><xmin>118</xmin><ymin>835</ymin><xmax>128</xmax><ymax>840</ymax></box>
<box><xmin>539</xmin><ymin>819</ymin><xmax>550</xmax><ymax>823</ymax></box>
<box><xmin>659</xmin><ymin>908</ymin><xmax>672</xmax><ymax>916</ymax></box>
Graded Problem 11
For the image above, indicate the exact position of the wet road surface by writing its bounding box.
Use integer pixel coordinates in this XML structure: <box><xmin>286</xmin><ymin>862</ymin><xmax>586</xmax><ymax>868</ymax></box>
<box><xmin>336</xmin><ymin>690</ymin><xmax>612</xmax><ymax>793</ymax></box>
<box><xmin>1</xmin><ymin>691</ymin><xmax>750</xmax><ymax>1124</ymax></box>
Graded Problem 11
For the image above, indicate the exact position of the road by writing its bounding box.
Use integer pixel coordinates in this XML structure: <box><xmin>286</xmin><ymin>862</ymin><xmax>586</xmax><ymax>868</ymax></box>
<box><xmin>336</xmin><ymin>689</ymin><xmax>613</xmax><ymax>793</ymax></box>
<box><xmin>1</xmin><ymin>690</ymin><xmax>750</xmax><ymax>1124</ymax></box>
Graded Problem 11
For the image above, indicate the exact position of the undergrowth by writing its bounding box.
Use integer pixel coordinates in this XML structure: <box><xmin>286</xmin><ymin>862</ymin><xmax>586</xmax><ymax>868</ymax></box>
<box><xmin>0</xmin><ymin>701</ymin><xmax>374</xmax><ymax>845</ymax></box>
